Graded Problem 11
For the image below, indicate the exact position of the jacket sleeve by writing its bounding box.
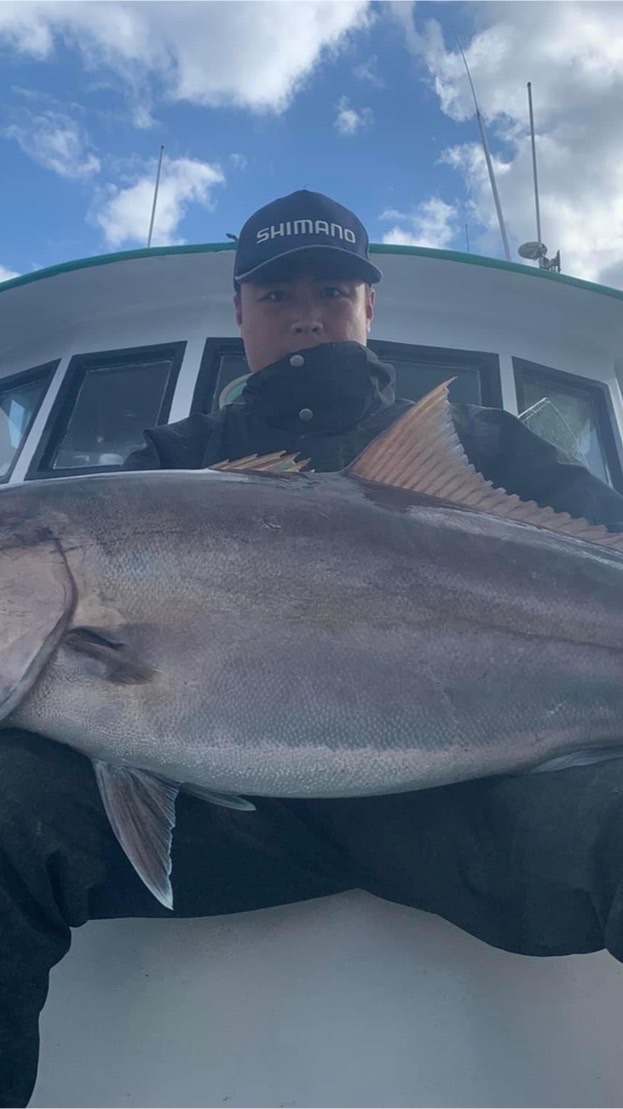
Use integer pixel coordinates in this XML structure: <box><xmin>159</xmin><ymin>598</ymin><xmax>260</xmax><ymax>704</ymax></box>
<box><xmin>452</xmin><ymin>403</ymin><xmax>623</xmax><ymax>531</ymax></box>
<box><xmin>122</xmin><ymin>435</ymin><xmax>163</xmax><ymax>471</ymax></box>
<box><xmin>122</xmin><ymin>412</ymin><xmax>223</xmax><ymax>472</ymax></box>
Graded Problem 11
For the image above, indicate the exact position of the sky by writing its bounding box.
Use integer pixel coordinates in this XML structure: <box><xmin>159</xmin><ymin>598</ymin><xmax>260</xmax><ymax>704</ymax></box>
<box><xmin>0</xmin><ymin>0</ymin><xmax>622</xmax><ymax>288</ymax></box>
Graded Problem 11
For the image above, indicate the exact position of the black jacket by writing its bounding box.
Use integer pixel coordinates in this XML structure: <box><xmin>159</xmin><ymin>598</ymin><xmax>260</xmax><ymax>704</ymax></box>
<box><xmin>125</xmin><ymin>341</ymin><xmax>623</xmax><ymax>528</ymax></box>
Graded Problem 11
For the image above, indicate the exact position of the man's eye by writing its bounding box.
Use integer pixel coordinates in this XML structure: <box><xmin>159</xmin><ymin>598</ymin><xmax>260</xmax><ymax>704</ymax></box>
<box><xmin>322</xmin><ymin>286</ymin><xmax>346</xmax><ymax>298</ymax></box>
<box><xmin>260</xmin><ymin>290</ymin><xmax>287</xmax><ymax>303</ymax></box>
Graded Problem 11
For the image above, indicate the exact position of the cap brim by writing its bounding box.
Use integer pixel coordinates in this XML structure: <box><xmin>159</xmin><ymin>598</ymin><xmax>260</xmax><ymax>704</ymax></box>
<box><xmin>235</xmin><ymin>244</ymin><xmax>382</xmax><ymax>286</ymax></box>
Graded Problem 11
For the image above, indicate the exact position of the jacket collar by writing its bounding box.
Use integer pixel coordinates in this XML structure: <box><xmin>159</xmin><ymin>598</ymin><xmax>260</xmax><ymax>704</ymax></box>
<box><xmin>240</xmin><ymin>342</ymin><xmax>396</xmax><ymax>435</ymax></box>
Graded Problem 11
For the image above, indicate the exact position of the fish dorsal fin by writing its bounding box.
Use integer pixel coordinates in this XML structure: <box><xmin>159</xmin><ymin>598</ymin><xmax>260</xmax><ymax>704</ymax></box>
<box><xmin>212</xmin><ymin>452</ymin><xmax>309</xmax><ymax>474</ymax></box>
<box><xmin>348</xmin><ymin>379</ymin><xmax>623</xmax><ymax>554</ymax></box>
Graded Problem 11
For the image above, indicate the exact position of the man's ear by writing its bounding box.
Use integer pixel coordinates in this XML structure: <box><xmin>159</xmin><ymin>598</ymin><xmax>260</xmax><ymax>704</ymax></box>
<box><xmin>366</xmin><ymin>286</ymin><xmax>376</xmax><ymax>331</ymax></box>
<box><xmin>234</xmin><ymin>291</ymin><xmax>243</xmax><ymax>329</ymax></box>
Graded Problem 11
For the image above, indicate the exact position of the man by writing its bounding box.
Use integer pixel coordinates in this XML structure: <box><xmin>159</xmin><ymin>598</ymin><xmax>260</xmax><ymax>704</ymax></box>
<box><xmin>124</xmin><ymin>189</ymin><xmax>623</xmax><ymax>523</ymax></box>
<box><xmin>3</xmin><ymin>190</ymin><xmax>623</xmax><ymax>1108</ymax></box>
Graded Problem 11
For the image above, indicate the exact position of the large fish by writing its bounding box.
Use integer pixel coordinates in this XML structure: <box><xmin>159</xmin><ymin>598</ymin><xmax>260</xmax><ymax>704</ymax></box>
<box><xmin>2</xmin><ymin>382</ymin><xmax>623</xmax><ymax>908</ymax></box>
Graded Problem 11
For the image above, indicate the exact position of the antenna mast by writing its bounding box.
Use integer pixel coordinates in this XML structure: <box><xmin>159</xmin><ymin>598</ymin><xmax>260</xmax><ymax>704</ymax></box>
<box><xmin>456</xmin><ymin>36</ymin><xmax>511</xmax><ymax>262</ymax></box>
<box><xmin>518</xmin><ymin>83</ymin><xmax>561</xmax><ymax>272</ymax></box>
<box><xmin>527</xmin><ymin>81</ymin><xmax>542</xmax><ymax>249</ymax></box>
<box><xmin>147</xmin><ymin>145</ymin><xmax>164</xmax><ymax>249</ymax></box>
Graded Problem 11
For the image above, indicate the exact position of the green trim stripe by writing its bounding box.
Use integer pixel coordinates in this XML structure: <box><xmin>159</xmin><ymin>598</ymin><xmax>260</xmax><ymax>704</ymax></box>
<box><xmin>0</xmin><ymin>242</ymin><xmax>235</xmax><ymax>293</ymax></box>
<box><xmin>1</xmin><ymin>240</ymin><xmax>622</xmax><ymax>306</ymax></box>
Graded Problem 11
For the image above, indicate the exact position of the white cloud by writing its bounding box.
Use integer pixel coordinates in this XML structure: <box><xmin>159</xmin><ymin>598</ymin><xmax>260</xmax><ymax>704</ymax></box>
<box><xmin>354</xmin><ymin>54</ymin><xmax>384</xmax><ymax>88</ymax></box>
<box><xmin>229</xmin><ymin>153</ymin><xmax>248</xmax><ymax>171</ymax></box>
<box><xmin>91</xmin><ymin>156</ymin><xmax>225</xmax><ymax>249</ymax></box>
<box><xmin>0</xmin><ymin>265</ymin><xmax>20</xmax><ymax>283</ymax></box>
<box><xmin>5</xmin><ymin>108</ymin><xmax>100</xmax><ymax>179</ymax></box>
<box><xmin>398</xmin><ymin>1</ymin><xmax>623</xmax><ymax>287</ymax></box>
<box><xmin>0</xmin><ymin>1</ymin><xmax>373</xmax><ymax>115</ymax></box>
<box><xmin>380</xmin><ymin>198</ymin><xmax>459</xmax><ymax>249</ymax></box>
<box><xmin>0</xmin><ymin>3</ymin><xmax>54</xmax><ymax>58</ymax></box>
<box><xmin>334</xmin><ymin>96</ymin><xmax>374</xmax><ymax>135</ymax></box>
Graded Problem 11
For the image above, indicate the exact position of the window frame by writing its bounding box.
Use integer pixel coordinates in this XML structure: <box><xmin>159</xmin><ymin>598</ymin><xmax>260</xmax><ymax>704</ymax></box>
<box><xmin>191</xmin><ymin>337</ymin><xmax>503</xmax><ymax>414</ymax></box>
<box><xmin>513</xmin><ymin>356</ymin><xmax>623</xmax><ymax>492</ymax></box>
<box><xmin>0</xmin><ymin>361</ymin><xmax>58</xmax><ymax>482</ymax></box>
<box><xmin>191</xmin><ymin>338</ymin><xmax>247</xmax><ymax>414</ymax></box>
<box><xmin>27</xmin><ymin>341</ymin><xmax>186</xmax><ymax>480</ymax></box>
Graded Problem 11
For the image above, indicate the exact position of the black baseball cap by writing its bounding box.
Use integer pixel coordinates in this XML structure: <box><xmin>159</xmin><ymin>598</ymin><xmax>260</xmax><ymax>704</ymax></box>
<box><xmin>233</xmin><ymin>189</ymin><xmax>382</xmax><ymax>288</ymax></box>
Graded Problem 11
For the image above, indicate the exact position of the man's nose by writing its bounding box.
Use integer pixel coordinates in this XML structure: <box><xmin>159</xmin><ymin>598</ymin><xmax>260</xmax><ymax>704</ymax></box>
<box><xmin>292</xmin><ymin>317</ymin><xmax>324</xmax><ymax>334</ymax></box>
<box><xmin>290</xmin><ymin>295</ymin><xmax>324</xmax><ymax>334</ymax></box>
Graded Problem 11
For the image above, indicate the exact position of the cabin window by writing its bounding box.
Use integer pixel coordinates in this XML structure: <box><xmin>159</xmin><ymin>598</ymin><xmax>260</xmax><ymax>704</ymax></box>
<box><xmin>215</xmin><ymin>355</ymin><xmax>251</xmax><ymax>408</ymax></box>
<box><xmin>29</xmin><ymin>343</ymin><xmax>185</xmax><ymax>477</ymax></box>
<box><xmin>192</xmin><ymin>339</ymin><xmax>502</xmax><ymax>412</ymax></box>
<box><xmin>514</xmin><ymin>359</ymin><xmax>623</xmax><ymax>490</ymax></box>
<box><xmin>0</xmin><ymin>363</ymin><xmax>56</xmax><ymax>480</ymax></box>
<box><xmin>191</xmin><ymin>342</ymin><xmax>250</xmax><ymax>413</ymax></box>
<box><xmin>371</xmin><ymin>342</ymin><xmax>502</xmax><ymax>407</ymax></box>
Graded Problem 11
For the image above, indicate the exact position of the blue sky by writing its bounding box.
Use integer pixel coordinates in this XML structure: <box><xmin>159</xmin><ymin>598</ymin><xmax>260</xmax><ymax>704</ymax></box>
<box><xmin>1</xmin><ymin>1</ymin><xmax>622</xmax><ymax>287</ymax></box>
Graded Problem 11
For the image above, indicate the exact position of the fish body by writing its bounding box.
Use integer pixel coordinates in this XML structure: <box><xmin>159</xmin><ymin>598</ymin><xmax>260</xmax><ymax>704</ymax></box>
<box><xmin>2</xmin><ymin>383</ymin><xmax>623</xmax><ymax>904</ymax></box>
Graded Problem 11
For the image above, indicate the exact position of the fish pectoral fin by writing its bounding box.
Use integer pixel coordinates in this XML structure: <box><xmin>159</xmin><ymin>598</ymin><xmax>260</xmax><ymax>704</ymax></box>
<box><xmin>64</xmin><ymin>627</ymin><xmax>156</xmax><ymax>685</ymax></box>
<box><xmin>528</xmin><ymin>746</ymin><xmax>623</xmax><ymax>774</ymax></box>
<box><xmin>180</xmin><ymin>782</ymin><xmax>256</xmax><ymax>811</ymax></box>
<box><xmin>347</xmin><ymin>380</ymin><xmax>623</xmax><ymax>554</ymax></box>
<box><xmin>93</xmin><ymin>760</ymin><xmax>178</xmax><ymax>910</ymax></box>
<box><xmin>212</xmin><ymin>452</ymin><xmax>310</xmax><ymax>475</ymax></box>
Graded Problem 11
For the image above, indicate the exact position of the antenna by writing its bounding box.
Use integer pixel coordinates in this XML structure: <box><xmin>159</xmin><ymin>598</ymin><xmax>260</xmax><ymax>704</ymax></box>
<box><xmin>456</xmin><ymin>35</ymin><xmax>511</xmax><ymax>262</ymax></box>
<box><xmin>527</xmin><ymin>81</ymin><xmax>542</xmax><ymax>250</ymax></box>
<box><xmin>518</xmin><ymin>84</ymin><xmax>561</xmax><ymax>272</ymax></box>
<box><xmin>147</xmin><ymin>145</ymin><xmax>164</xmax><ymax>249</ymax></box>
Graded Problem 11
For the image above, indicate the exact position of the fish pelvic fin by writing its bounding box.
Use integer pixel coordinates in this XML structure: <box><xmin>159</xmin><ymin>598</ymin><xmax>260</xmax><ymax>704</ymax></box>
<box><xmin>93</xmin><ymin>761</ymin><xmax>178</xmax><ymax>910</ymax></box>
<box><xmin>347</xmin><ymin>379</ymin><xmax>623</xmax><ymax>554</ymax></box>
<box><xmin>92</xmin><ymin>763</ymin><xmax>256</xmax><ymax>908</ymax></box>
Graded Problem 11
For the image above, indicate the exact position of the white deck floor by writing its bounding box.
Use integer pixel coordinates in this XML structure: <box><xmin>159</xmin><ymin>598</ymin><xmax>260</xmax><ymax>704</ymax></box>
<box><xmin>31</xmin><ymin>890</ymin><xmax>623</xmax><ymax>1108</ymax></box>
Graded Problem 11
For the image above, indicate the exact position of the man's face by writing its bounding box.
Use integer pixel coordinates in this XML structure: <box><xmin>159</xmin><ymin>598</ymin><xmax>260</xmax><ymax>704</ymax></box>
<box><xmin>234</xmin><ymin>261</ymin><xmax>376</xmax><ymax>372</ymax></box>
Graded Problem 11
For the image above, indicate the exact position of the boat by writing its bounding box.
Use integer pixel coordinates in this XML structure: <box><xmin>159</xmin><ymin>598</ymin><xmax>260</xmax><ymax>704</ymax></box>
<box><xmin>2</xmin><ymin>240</ymin><xmax>623</xmax><ymax>1108</ymax></box>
